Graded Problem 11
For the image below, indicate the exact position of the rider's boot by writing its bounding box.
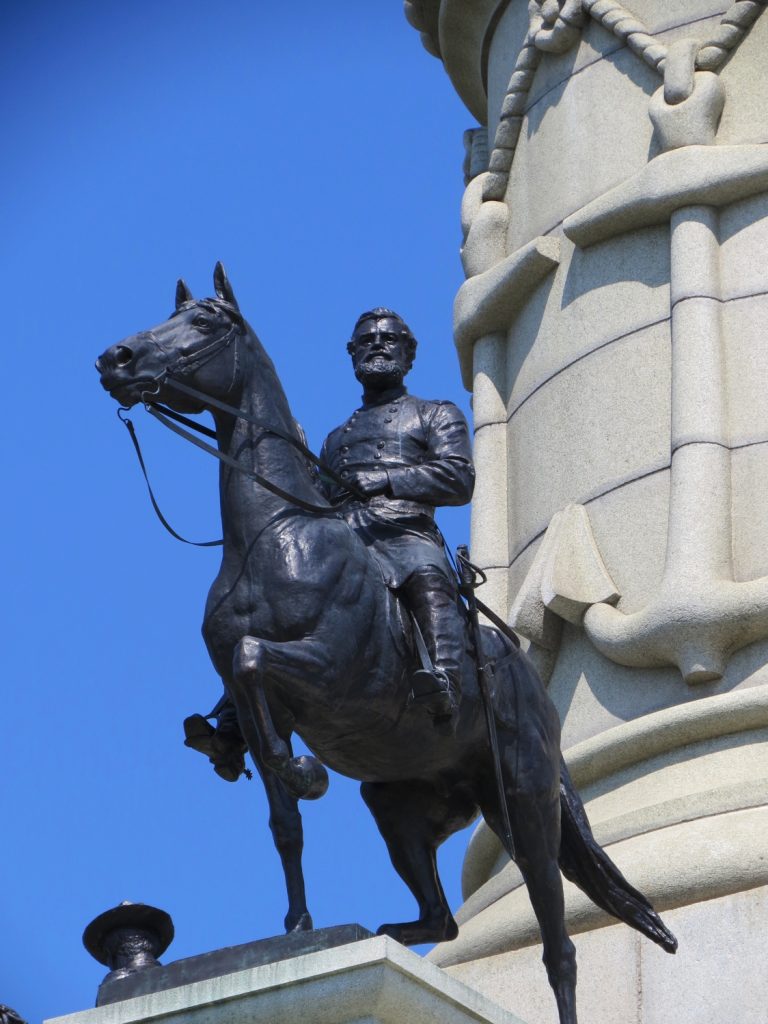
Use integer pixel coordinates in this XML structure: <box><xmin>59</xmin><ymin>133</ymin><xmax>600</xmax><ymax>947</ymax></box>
<box><xmin>183</xmin><ymin>698</ymin><xmax>248</xmax><ymax>782</ymax></box>
<box><xmin>402</xmin><ymin>569</ymin><xmax>464</xmax><ymax>720</ymax></box>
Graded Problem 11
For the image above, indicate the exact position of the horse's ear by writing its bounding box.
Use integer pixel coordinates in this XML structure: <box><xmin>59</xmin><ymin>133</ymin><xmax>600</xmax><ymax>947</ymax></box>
<box><xmin>213</xmin><ymin>261</ymin><xmax>240</xmax><ymax>311</ymax></box>
<box><xmin>175</xmin><ymin>279</ymin><xmax>193</xmax><ymax>310</ymax></box>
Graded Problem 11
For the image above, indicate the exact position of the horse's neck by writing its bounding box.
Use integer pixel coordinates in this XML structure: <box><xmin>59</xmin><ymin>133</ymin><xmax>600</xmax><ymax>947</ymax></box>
<box><xmin>213</xmin><ymin>341</ymin><xmax>324</xmax><ymax>548</ymax></box>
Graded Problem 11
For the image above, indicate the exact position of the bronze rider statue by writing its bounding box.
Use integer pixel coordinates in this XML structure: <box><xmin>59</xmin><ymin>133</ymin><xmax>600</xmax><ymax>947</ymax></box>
<box><xmin>184</xmin><ymin>306</ymin><xmax>474</xmax><ymax>777</ymax></box>
<box><xmin>319</xmin><ymin>307</ymin><xmax>474</xmax><ymax>719</ymax></box>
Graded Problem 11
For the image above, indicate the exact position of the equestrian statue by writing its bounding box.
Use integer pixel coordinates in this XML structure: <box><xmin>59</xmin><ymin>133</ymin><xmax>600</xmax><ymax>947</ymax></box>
<box><xmin>96</xmin><ymin>264</ymin><xmax>676</xmax><ymax>1024</ymax></box>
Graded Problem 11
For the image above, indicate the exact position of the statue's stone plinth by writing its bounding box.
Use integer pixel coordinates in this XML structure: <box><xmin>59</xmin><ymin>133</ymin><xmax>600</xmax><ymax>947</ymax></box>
<box><xmin>92</xmin><ymin>924</ymin><xmax>371</xmax><ymax>1006</ymax></box>
<box><xmin>45</xmin><ymin>933</ymin><xmax>526</xmax><ymax>1024</ymax></box>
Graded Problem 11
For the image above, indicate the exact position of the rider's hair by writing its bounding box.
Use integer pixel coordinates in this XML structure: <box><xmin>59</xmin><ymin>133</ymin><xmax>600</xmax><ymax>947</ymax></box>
<box><xmin>348</xmin><ymin>308</ymin><xmax>417</xmax><ymax>368</ymax></box>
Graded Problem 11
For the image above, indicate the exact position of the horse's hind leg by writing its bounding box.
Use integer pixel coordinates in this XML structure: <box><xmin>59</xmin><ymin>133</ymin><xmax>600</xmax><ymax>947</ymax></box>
<box><xmin>362</xmin><ymin>779</ymin><xmax>475</xmax><ymax>946</ymax></box>
<box><xmin>481</xmin><ymin>760</ymin><xmax>577</xmax><ymax>1023</ymax></box>
<box><xmin>482</xmin><ymin>792</ymin><xmax>577</xmax><ymax>1023</ymax></box>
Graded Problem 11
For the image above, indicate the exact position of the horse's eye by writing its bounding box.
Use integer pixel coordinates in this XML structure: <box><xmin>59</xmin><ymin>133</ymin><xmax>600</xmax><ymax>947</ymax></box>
<box><xmin>193</xmin><ymin>315</ymin><xmax>210</xmax><ymax>330</ymax></box>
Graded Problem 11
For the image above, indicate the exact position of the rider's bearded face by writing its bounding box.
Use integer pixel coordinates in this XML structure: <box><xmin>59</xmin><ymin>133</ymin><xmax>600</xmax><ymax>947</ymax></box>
<box><xmin>351</xmin><ymin>318</ymin><xmax>411</xmax><ymax>390</ymax></box>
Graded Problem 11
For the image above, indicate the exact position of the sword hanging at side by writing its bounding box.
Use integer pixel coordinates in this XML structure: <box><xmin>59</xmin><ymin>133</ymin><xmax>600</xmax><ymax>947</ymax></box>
<box><xmin>457</xmin><ymin>545</ymin><xmax>516</xmax><ymax>861</ymax></box>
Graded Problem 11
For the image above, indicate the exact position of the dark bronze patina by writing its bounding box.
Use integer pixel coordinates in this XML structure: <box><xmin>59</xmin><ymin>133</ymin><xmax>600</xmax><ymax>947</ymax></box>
<box><xmin>90</xmin><ymin>923</ymin><xmax>371</xmax><ymax>1006</ymax></box>
<box><xmin>96</xmin><ymin>266</ymin><xmax>676</xmax><ymax>1024</ymax></box>
<box><xmin>319</xmin><ymin>306</ymin><xmax>474</xmax><ymax>718</ymax></box>
<box><xmin>83</xmin><ymin>901</ymin><xmax>174</xmax><ymax>1001</ymax></box>
<box><xmin>0</xmin><ymin>1007</ymin><xmax>27</xmax><ymax>1024</ymax></box>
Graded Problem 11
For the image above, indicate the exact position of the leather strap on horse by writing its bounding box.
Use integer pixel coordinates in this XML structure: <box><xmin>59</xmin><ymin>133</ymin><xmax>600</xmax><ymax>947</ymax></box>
<box><xmin>457</xmin><ymin>545</ymin><xmax>517</xmax><ymax>860</ymax></box>
<box><xmin>116</xmin><ymin>367</ymin><xmax>371</xmax><ymax>544</ymax></box>
<box><xmin>118</xmin><ymin>408</ymin><xmax>224</xmax><ymax>547</ymax></box>
<box><xmin>473</xmin><ymin>595</ymin><xmax>520</xmax><ymax>648</ymax></box>
<box><xmin>162</xmin><ymin>376</ymin><xmax>365</xmax><ymax>500</ymax></box>
<box><xmin>146</xmin><ymin>404</ymin><xmax>342</xmax><ymax>516</ymax></box>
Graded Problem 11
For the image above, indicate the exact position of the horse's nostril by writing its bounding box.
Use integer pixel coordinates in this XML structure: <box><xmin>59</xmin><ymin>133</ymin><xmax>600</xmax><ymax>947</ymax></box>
<box><xmin>115</xmin><ymin>345</ymin><xmax>134</xmax><ymax>367</ymax></box>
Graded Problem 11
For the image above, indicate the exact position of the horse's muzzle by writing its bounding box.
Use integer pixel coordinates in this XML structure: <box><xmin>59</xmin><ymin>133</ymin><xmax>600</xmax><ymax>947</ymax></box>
<box><xmin>96</xmin><ymin>342</ymin><xmax>156</xmax><ymax>406</ymax></box>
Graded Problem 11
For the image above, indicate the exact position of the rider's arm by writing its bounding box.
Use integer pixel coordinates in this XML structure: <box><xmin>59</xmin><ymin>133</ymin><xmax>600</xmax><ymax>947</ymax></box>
<box><xmin>386</xmin><ymin>401</ymin><xmax>475</xmax><ymax>506</ymax></box>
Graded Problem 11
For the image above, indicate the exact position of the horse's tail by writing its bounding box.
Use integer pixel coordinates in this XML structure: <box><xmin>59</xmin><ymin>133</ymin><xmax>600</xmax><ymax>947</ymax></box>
<box><xmin>558</xmin><ymin>759</ymin><xmax>678</xmax><ymax>954</ymax></box>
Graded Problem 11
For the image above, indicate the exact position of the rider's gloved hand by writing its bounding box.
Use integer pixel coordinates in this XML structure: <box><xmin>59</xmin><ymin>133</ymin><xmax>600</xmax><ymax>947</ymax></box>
<box><xmin>346</xmin><ymin>468</ymin><xmax>390</xmax><ymax>497</ymax></box>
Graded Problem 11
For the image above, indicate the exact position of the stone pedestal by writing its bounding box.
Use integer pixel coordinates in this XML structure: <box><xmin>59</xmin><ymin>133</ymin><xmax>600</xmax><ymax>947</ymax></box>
<box><xmin>407</xmin><ymin>1</ymin><xmax>768</xmax><ymax>1021</ymax></box>
<box><xmin>47</xmin><ymin>935</ymin><xmax>525</xmax><ymax>1024</ymax></box>
<box><xmin>441</xmin><ymin>886</ymin><xmax>768</xmax><ymax>1024</ymax></box>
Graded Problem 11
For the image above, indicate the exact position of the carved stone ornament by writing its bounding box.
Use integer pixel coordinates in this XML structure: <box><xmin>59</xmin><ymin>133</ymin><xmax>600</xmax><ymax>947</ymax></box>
<box><xmin>529</xmin><ymin>0</ymin><xmax>585</xmax><ymax>54</ymax></box>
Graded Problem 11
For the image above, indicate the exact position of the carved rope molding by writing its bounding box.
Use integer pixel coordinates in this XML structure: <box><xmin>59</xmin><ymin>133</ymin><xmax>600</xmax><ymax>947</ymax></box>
<box><xmin>482</xmin><ymin>0</ymin><xmax>768</xmax><ymax>202</ymax></box>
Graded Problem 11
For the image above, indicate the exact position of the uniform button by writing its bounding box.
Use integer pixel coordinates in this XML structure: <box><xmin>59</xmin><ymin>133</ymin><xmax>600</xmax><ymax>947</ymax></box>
<box><xmin>374</xmin><ymin>453</ymin><xmax>382</xmax><ymax>460</ymax></box>
<box><xmin>341</xmin><ymin>458</ymin><xmax>348</xmax><ymax>465</ymax></box>
<box><xmin>384</xmin><ymin>418</ymin><xmax>392</xmax><ymax>423</ymax></box>
<box><xmin>377</xmin><ymin>441</ymin><xmax>385</xmax><ymax>449</ymax></box>
<box><xmin>341</xmin><ymin>469</ymin><xmax>349</xmax><ymax>477</ymax></box>
<box><xmin>341</xmin><ymin>445</ymin><xmax>349</xmax><ymax>453</ymax></box>
<box><xmin>344</xmin><ymin>427</ymin><xmax>352</xmax><ymax>433</ymax></box>
<box><xmin>389</xmin><ymin>407</ymin><xmax>397</xmax><ymax>413</ymax></box>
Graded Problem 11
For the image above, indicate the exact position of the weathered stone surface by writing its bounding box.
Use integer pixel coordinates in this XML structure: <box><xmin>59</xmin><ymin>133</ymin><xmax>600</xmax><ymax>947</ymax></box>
<box><xmin>49</xmin><ymin>936</ymin><xmax>526</xmax><ymax>1024</ymax></box>
<box><xmin>505</xmin><ymin>320</ymin><xmax>671</xmax><ymax>559</ymax></box>
<box><xmin>504</xmin><ymin>226</ymin><xmax>670</xmax><ymax>430</ymax></box>
<box><xmin>441</xmin><ymin>886</ymin><xmax>768</xmax><ymax>1024</ymax></box>
<box><xmin>95</xmin><ymin>925</ymin><xmax>373</xmax><ymax>1006</ymax></box>
<box><xmin>717</xmin><ymin>12</ymin><xmax>768</xmax><ymax>144</ymax></box>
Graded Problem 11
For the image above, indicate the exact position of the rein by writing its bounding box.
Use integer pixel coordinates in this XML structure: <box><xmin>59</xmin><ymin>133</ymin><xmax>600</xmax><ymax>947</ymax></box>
<box><xmin>161</xmin><ymin>376</ymin><xmax>363</xmax><ymax>500</ymax></box>
<box><xmin>118</xmin><ymin>330</ymin><xmax>364</xmax><ymax>544</ymax></box>
<box><xmin>145</xmin><ymin>401</ymin><xmax>343</xmax><ymax>515</ymax></box>
<box><xmin>118</xmin><ymin>407</ymin><xmax>224</xmax><ymax>547</ymax></box>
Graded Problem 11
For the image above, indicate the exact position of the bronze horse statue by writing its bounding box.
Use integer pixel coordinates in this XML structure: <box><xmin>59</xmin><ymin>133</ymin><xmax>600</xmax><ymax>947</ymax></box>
<box><xmin>96</xmin><ymin>265</ymin><xmax>676</xmax><ymax>1024</ymax></box>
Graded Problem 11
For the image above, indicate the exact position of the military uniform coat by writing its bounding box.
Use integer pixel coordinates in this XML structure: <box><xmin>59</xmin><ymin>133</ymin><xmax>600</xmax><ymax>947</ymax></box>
<box><xmin>320</xmin><ymin>386</ymin><xmax>475</xmax><ymax>588</ymax></box>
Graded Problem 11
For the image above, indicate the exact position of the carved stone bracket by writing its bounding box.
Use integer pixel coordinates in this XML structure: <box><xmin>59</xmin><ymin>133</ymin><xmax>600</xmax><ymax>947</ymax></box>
<box><xmin>509</xmin><ymin>504</ymin><xmax>620</xmax><ymax>652</ymax></box>
<box><xmin>454</xmin><ymin>234</ymin><xmax>561</xmax><ymax>388</ymax></box>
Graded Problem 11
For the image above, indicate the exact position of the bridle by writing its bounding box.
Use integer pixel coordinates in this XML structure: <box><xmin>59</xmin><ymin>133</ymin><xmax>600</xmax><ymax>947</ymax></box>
<box><xmin>114</xmin><ymin>307</ymin><xmax>523</xmax><ymax>660</ymax></box>
<box><xmin>117</xmin><ymin>314</ymin><xmax>364</xmax><ymax>546</ymax></box>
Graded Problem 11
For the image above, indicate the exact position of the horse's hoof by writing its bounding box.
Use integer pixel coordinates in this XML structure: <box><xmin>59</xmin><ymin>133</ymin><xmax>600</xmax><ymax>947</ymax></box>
<box><xmin>285</xmin><ymin>911</ymin><xmax>313</xmax><ymax>933</ymax></box>
<box><xmin>376</xmin><ymin>915</ymin><xmax>458</xmax><ymax>946</ymax></box>
<box><xmin>278</xmin><ymin>755</ymin><xmax>329</xmax><ymax>801</ymax></box>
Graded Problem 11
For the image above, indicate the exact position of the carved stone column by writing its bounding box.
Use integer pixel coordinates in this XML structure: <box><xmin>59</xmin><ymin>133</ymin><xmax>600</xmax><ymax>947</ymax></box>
<box><xmin>408</xmin><ymin>3</ymin><xmax>768</xmax><ymax>1021</ymax></box>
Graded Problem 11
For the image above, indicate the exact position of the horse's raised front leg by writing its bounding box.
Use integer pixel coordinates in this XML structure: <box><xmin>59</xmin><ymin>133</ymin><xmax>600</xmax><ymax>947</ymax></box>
<box><xmin>361</xmin><ymin>779</ymin><xmax>476</xmax><ymax>945</ymax></box>
<box><xmin>184</xmin><ymin>690</ymin><xmax>312</xmax><ymax>932</ymax></box>
<box><xmin>231</xmin><ymin>636</ymin><xmax>329</xmax><ymax>801</ymax></box>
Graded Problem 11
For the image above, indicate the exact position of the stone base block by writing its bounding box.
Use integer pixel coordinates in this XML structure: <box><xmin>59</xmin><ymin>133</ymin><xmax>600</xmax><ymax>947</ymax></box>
<box><xmin>46</xmin><ymin>936</ymin><xmax>526</xmax><ymax>1024</ymax></box>
<box><xmin>445</xmin><ymin>885</ymin><xmax>768</xmax><ymax>1024</ymax></box>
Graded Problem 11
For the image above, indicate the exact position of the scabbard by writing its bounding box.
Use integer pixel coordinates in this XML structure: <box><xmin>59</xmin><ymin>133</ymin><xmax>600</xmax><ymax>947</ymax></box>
<box><xmin>460</xmin><ymin>562</ymin><xmax>516</xmax><ymax>860</ymax></box>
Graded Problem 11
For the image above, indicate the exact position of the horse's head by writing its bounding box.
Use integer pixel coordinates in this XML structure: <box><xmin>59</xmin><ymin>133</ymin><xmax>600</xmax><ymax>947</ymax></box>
<box><xmin>96</xmin><ymin>262</ymin><xmax>246</xmax><ymax>412</ymax></box>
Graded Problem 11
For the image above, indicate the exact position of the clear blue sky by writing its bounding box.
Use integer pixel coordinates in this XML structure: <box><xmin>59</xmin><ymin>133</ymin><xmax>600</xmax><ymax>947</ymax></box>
<box><xmin>1</xmin><ymin>3</ymin><xmax>477</xmax><ymax>1020</ymax></box>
